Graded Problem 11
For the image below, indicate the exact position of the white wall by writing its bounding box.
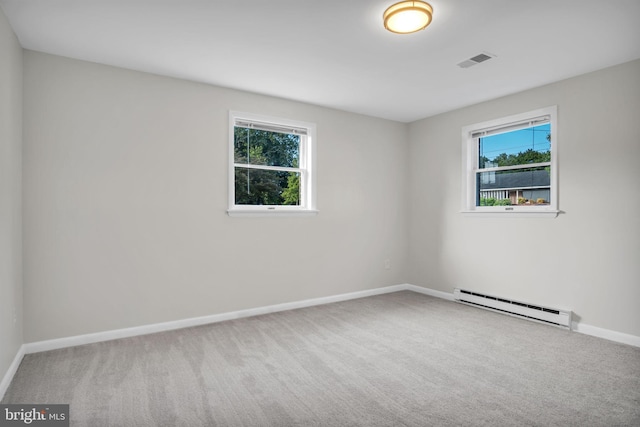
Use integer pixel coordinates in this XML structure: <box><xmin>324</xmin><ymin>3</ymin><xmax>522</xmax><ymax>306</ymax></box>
<box><xmin>408</xmin><ymin>59</ymin><xmax>640</xmax><ymax>337</ymax></box>
<box><xmin>0</xmin><ymin>6</ymin><xmax>22</xmax><ymax>381</ymax></box>
<box><xmin>23</xmin><ymin>51</ymin><xmax>409</xmax><ymax>342</ymax></box>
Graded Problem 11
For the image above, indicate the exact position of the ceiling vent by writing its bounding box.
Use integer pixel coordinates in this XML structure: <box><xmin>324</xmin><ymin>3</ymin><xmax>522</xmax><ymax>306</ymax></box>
<box><xmin>457</xmin><ymin>52</ymin><xmax>496</xmax><ymax>69</ymax></box>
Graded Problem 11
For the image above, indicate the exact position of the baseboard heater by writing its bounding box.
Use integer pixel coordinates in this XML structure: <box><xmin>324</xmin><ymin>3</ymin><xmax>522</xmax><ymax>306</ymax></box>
<box><xmin>453</xmin><ymin>288</ymin><xmax>572</xmax><ymax>329</ymax></box>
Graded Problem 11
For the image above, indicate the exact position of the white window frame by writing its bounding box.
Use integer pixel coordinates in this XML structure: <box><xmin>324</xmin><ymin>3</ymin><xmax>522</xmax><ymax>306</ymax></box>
<box><xmin>228</xmin><ymin>111</ymin><xmax>318</xmax><ymax>217</ymax></box>
<box><xmin>461</xmin><ymin>106</ymin><xmax>559</xmax><ymax>218</ymax></box>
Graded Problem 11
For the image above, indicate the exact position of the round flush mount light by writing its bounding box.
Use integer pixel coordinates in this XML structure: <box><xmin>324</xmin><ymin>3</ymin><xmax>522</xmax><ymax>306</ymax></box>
<box><xmin>383</xmin><ymin>1</ymin><xmax>433</xmax><ymax>34</ymax></box>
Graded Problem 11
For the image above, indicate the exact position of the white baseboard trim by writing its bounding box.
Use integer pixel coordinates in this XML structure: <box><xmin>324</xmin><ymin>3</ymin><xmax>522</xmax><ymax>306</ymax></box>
<box><xmin>0</xmin><ymin>344</ymin><xmax>25</xmax><ymax>401</ymax></box>
<box><xmin>23</xmin><ymin>284</ymin><xmax>408</xmax><ymax>354</ymax></box>
<box><xmin>404</xmin><ymin>284</ymin><xmax>455</xmax><ymax>301</ymax></box>
<box><xmin>18</xmin><ymin>283</ymin><xmax>640</xmax><ymax>357</ymax></box>
<box><xmin>572</xmin><ymin>321</ymin><xmax>640</xmax><ymax>348</ymax></box>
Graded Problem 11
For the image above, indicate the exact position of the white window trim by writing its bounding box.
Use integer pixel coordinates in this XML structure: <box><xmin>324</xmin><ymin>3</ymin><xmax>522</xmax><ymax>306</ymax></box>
<box><xmin>461</xmin><ymin>106</ymin><xmax>559</xmax><ymax>218</ymax></box>
<box><xmin>228</xmin><ymin>111</ymin><xmax>318</xmax><ymax>217</ymax></box>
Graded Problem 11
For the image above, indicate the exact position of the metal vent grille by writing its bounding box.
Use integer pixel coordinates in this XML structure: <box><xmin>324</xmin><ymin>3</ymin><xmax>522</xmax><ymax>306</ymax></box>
<box><xmin>457</xmin><ymin>52</ymin><xmax>495</xmax><ymax>68</ymax></box>
<box><xmin>470</xmin><ymin>53</ymin><xmax>492</xmax><ymax>63</ymax></box>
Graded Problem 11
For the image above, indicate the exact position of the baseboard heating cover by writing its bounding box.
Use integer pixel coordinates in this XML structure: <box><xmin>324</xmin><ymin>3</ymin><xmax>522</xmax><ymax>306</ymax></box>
<box><xmin>453</xmin><ymin>288</ymin><xmax>572</xmax><ymax>329</ymax></box>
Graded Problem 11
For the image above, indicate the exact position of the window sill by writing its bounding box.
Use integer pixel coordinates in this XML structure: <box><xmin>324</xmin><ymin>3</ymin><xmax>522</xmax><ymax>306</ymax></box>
<box><xmin>461</xmin><ymin>209</ymin><xmax>561</xmax><ymax>218</ymax></box>
<box><xmin>228</xmin><ymin>208</ymin><xmax>319</xmax><ymax>218</ymax></box>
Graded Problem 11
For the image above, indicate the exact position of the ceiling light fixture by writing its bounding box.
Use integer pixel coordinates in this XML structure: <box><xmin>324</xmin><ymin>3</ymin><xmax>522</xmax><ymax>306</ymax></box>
<box><xmin>383</xmin><ymin>1</ymin><xmax>433</xmax><ymax>34</ymax></box>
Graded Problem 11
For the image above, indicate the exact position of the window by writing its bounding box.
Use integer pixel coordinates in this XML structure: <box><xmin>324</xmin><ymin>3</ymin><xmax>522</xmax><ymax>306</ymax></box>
<box><xmin>228</xmin><ymin>111</ymin><xmax>317</xmax><ymax>217</ymax></box>
<box><xmin>462</xmin><ymin>106</ymin><xmax>558</xmax><ymax>217</ymax></box>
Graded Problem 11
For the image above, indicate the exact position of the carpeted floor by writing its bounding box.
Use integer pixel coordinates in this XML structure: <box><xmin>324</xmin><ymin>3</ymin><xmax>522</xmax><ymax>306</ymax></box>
<box><xmin>3</xmin><ymin>291</ymin><xmax>640</xmax><ymax>426</ymax></box>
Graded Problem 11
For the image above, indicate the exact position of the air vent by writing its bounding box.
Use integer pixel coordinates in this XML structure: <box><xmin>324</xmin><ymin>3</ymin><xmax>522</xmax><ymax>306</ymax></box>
<box><xmin>457</xmin><ymin>52</ymin><xmax>496</xmax><ymax>68</ymax></box>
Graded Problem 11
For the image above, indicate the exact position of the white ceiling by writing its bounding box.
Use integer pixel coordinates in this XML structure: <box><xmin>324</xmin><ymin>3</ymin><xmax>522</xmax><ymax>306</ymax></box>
<box><xmin>2</xmin><ymin>0</ymin><xmax>640</xmax><ymax>122</ymax></box>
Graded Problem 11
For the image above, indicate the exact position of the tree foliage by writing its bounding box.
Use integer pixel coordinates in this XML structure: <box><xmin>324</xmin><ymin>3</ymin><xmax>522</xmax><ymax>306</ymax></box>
<box><xmin>480</xmin><ymin>148</ymin><xmax>551</xmax><ymax>168</ymax></box>
<box><xmin>281</xmin><ymin>173</ymin><xmax>300</xmax><ymax>205</ymax></box>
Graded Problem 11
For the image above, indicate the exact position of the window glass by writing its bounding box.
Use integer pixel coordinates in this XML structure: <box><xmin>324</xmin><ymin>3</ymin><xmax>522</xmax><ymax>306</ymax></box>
<box><xmin>234</xmin><ymin>169</ymin><xmax>300</xmax><ymax>206</ymax></box>
<box><xmin>476</xmin><ymin>124</ymin><xmax>551</xmax><ymax>207</ymax></box>
<box><xmin>478</xmin><ymin>167</ymin><xmax>550</xmax><ymax>206</ymax></box>
<box><xmin>233</xmin><ymin>126</ymin><xmax>301</xmax><ymax>206</ymax></box>
<box><xmin>234</xmin><ymin>128</ymin><xmax>300</xmax><ymax>168</ymax></box>
<box><xmin>479</xmin><ymin>124</ymin><xmax>551</xmax><ymax>169</ymax></box>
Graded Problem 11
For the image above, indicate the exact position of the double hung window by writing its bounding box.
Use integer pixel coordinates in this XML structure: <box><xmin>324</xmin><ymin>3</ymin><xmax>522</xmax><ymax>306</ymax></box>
<box><xmin>228</xmin><ymin>112</ymin><xmax>317</xmax><ymax>216</ymax></box>
<box><xmin>462</xmin><ymin>106</ymin><xmax>558</xmax><ymax>216</ymax></box>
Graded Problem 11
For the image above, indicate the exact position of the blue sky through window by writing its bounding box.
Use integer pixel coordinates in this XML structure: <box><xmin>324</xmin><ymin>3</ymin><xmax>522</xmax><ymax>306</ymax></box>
<box><xmin>480</xmin><ymin>124</ymin><xmax>551</xmax><ymax>162</ymax></box>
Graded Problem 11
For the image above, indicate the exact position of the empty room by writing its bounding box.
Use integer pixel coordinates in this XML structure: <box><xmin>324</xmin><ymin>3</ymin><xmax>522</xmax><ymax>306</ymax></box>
<box><xmin>1</xmin><ymin>0</ymin><xmax>639</xmax><ymax>425</ymax></box>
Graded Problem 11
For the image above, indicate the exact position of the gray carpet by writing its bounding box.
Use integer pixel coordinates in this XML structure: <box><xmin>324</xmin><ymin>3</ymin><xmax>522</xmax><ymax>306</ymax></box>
<box><xmin>3</xmin><ymin>291</ymin><xmax>640</xmax><ymax>426</ymax></box>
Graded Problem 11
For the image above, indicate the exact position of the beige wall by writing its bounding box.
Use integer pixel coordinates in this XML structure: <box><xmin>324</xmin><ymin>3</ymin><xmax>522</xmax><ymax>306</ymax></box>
<box><xmin>0</xmin><ymin>7</ymin><xmax>22</xmax><ymax>379</ymax></box>
<box><xmin>408</xmin><ymin>59</ymin><xmax>640</xmax><ymax>337</ymax></box>
<box><xmin>15</xmin><ymin>48</ymin><xmax>640</xmax><ymax>344</ymax></box>
<box><xmin>23</xmin><ymin>51</ymin><xmax>410</xmax><ymax>342</ymax></box>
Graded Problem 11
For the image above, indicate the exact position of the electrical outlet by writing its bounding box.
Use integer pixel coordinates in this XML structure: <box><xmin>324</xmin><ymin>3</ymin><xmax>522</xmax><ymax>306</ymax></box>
<box><xmin>384</xmin><ymin>259</ymin><xmax>391</xmax><ymax>270</ymax></box>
